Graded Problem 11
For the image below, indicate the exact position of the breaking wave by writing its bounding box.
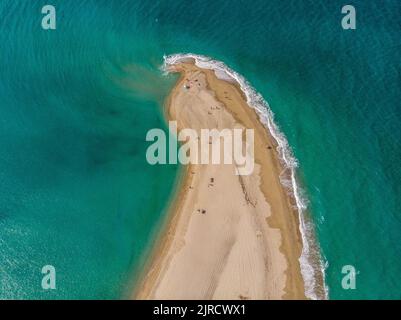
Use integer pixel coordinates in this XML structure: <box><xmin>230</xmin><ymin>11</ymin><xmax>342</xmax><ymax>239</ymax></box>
<box><xmin>162</xmin><ymin>53</ymin><xmax>329</xmax><ymax>300</ymax></box>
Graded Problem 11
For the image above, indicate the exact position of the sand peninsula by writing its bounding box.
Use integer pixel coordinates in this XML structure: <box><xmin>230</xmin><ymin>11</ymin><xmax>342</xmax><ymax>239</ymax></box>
<box><xmin>135</xmin><ymin>59</ymin><xmax>314</xmax><ymax>299</ymax></box>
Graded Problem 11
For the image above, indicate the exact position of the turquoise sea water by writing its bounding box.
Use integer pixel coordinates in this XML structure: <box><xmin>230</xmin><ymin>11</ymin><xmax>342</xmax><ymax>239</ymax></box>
<box><xmin>0</xmin><ymin>0</ymin><xmax>400</xmax><ymax>299</ymax></box>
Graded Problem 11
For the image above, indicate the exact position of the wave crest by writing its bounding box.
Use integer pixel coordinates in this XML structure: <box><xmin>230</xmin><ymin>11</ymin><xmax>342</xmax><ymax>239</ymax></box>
<box><xmin>162</xmin><ymin>53</ymin><xmax>328</xmax><ymax>300</ymax></box>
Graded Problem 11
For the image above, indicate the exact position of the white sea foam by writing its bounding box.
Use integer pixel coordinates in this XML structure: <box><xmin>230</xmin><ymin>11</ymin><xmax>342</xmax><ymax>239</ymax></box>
<box><xmin>162</xmin><ymin>53</ymin><xmax>329</xmax><ymax>300</ymax></box>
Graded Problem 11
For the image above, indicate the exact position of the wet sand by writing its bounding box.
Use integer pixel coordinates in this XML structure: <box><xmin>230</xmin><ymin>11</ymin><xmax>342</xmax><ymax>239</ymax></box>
<box><xmin>134</xmin><ymin>61</ymin><xmax>306</xmax><ymax>299</ymax></box>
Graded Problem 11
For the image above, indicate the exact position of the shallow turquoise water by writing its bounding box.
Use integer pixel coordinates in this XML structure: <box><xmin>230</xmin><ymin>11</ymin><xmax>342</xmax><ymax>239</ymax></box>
<box><xmin>0</xmin><ymin>0</ymin><xmax>400</xmax><ymax>299</ymax></box>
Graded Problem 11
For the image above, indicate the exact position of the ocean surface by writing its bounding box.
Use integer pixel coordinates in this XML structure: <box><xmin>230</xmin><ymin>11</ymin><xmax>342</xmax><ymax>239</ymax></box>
<box><xmin>0</xmin><ymin>0</ymin><xmax>400</xmax><ymax>299</ymax></box>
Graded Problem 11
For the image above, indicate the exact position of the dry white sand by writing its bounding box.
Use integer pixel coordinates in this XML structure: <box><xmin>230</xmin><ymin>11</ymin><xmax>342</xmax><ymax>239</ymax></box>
<box><xmin>135</xmin><ymin>63</ymin><xmax>306</xmax><ymax>300</ymax></box>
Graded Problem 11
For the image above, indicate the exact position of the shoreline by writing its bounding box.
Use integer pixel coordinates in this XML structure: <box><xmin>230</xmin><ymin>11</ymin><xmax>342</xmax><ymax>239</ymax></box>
<box><xmin>134</xmin><ymin>58</ymin><xmax>324</xmax><ymax>299</ymax></box>
<box><xmin>165</xmin><ymin>54</ymin><xmax>327</xmax><ymax>300</ymax></box>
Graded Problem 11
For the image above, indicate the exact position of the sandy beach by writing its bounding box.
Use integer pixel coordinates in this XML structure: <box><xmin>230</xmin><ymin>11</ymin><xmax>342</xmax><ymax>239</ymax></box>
<box><xmin>134</xmin><ymin>61</ymin><xmax>306</xmax><ymax>299</ymax></box>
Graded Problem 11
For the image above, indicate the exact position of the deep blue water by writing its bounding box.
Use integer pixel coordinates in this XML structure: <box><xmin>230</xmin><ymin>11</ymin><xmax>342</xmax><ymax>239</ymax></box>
<box><xmin>0</xmin><ymin>0</ymin><xmax>400</xmax><ymax>299</ymax></box>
